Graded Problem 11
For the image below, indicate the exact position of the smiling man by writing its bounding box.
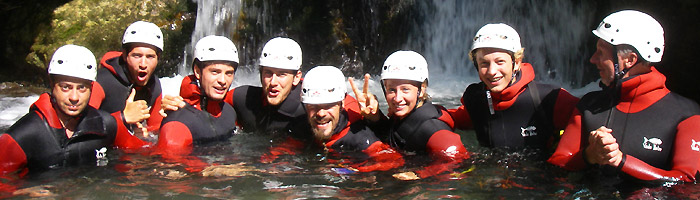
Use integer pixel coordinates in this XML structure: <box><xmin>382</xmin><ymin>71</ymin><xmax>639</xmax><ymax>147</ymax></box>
<box><xmin>0</xmin><ymin>45</ymin><xmax>117</xmax><ymax>175</ymax></box>
<box><xmin>156</xmin><ymin>35</ymin><xmax>239</xmax><ymax>151</ymax></box>
<box><xmin>447</xmin><ymin>23</ymin><xmax>579</xmax><ymax>150</ymax></box>
<box><xmin>89</xmin><ymin>21</ymin><xmax>165</xmax><ymax>149</ymax></box>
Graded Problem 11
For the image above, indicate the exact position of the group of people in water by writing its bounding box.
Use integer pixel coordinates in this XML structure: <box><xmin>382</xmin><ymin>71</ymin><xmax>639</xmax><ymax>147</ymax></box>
<box><xmin>1</xmin><ymin>9</ymin><xmax>699</xmax><ymax>184</ymax></box>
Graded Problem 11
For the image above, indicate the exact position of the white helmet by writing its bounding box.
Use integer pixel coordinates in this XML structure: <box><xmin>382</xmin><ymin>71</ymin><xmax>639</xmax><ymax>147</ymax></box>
<box><xmin>470</xmin><ymin>23</ymin><xmax>522</xmax><ymax>57</ymax></box>
<box><xmin>301</xmin><ymin>66</ymin><xmax>346</xmax><ymax>104</ymax></box>
<box><xmin>380</xmin><ymin>50</ymin><xmax>429</xmax><ymax>83</ymax></box>
<box><xmin>48</xmin><ymin>45</ymin><xmax>97</xmax><ymax>82</ymax></box>
<box><xmin>122</xmin><ymin>21</ymin><xmax>164</xmax><ymax>51</ymax></box>
<box><xmin>592</xmin><ymin>10</ymin><xmax>664</xmax><ymax>62</ymax></box>
<box><xmin>194</xmin><ymin>35</ymin><xmax>239</xmax><ymax>64</ymax></box>
<box><xmin>259</xmin><ymin>37</ymin><xmax>302</xmax><ymax>70</ymax></box>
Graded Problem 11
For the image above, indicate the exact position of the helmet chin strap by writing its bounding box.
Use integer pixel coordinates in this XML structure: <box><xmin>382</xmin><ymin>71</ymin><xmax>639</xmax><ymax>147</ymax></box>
<box><xmin>609</xmin><ymin>46</ymin><xmax>638</xmax><ymax>88</ymax></box>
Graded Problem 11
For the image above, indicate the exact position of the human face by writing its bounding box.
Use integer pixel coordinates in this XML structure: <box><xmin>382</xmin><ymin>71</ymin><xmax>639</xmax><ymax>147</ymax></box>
<box><xmin>51</xmin><ymin>75</ymin><xmax>92</xmax><ymax>117</ymax></box>
<box><xmin>474</xmin><ymin>48</ymin><xmax>519</xmax><ymax>93</ymax></box>
<box><xmin>589</xmin><ymin>39</ymin><xmax>617</xmax><ymax>86</ymax></box>
<box><xmin>124</xmin><ymin>45</ymin><xmax>159</xmax><ymax>86</ymax></box>
<box><xmin>305</xmin><ymin>102</ymin><xmax>342</xmax><ymax>142</ymax></box>
<box><xmin>195</xmin><ymin>62</ymin><xmax>236</xmax><ymax>101</ymax></box>
<box><xmin>384</xmin><ymin>79</ymin><xmax>422</xmax><ymax>120</ymax></box>
<box><xmin>260</xmin><ymin>66</ymin><xmax>301</xmax><ymax>106</ymax></box>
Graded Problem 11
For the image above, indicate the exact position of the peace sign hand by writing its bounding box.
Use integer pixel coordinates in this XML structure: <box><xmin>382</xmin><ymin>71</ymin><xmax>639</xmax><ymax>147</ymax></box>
<box><xmin>349</xmin><ymin>73</ymin><xmax>380</xmax><ymax>122</ymax></box>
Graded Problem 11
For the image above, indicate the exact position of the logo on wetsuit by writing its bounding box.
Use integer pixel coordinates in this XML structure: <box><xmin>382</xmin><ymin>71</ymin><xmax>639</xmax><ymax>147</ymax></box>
<box><xmin>520</xmin><ymin>126</ymin><xmax>537</xmax><ymax>137</ymax></box>
<box><xmin>642</xmin><ymin>137</ymin><xmax>663</xmax><ymax>152</ymax></box>
<box><xmin>691</xmin><ymin>139</ymin><xmax>700</xmax><ymax>152</ymax></box>
<box><xmin>96</xmin><ymin>147</ymin><xmax>108</xmax><ymax>166</ymax></box>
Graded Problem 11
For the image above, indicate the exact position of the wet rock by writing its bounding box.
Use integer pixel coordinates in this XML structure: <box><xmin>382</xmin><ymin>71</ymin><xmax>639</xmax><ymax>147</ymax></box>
<box><xmin>0</xmin><ymin>82</ymin><xmax>47</xmax><ymax>97</ymax></box>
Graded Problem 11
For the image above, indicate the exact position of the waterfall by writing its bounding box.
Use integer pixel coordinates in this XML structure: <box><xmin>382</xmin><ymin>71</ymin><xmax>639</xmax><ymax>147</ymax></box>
<box><xmin>181</xmin><ymin>0</ymin><xmax>243</xmax><ymax>76</ymax></box>
<box><xmin>406</xmin><ymin>1</ymin><xmax>597</xmax><ymax>91</ymax></box>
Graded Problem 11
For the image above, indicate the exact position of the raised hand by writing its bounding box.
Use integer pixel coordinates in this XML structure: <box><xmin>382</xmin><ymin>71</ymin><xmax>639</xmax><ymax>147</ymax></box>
<box><xmin>159</xmin><ymin>95</ymin><xmax>186</xmax><ymax>117</ymax></box>
<box><xmin>123</xmin><ymin>89</ymin><xmax>150</xmax><ymax>124</ymax></box>
<box><xmin>349</xmin><ymin>73</ymin><xmax>380</xmax><ymax>122</ymax></box>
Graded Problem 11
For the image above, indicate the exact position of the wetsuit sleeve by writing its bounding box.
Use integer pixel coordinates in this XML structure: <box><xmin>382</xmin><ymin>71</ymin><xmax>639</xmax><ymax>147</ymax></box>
<box><xmin>0</xmin><ymin>134</ymin><xmax>27</xmax><ymax>175</ymax></box>
<box><xmin>156</xmin><ymin>121</ymin><xmax>193</xmax><ymax>150</ymax></box>
<box><xmin>447</xmin><ymin>97</ymin><xmax>473</xmax><ymax>130</ymax></box>
<box><xmin>111</xmin><ymin>112</ymin><xmax>151</xmax><ymax>149</ymax></box>
<box><xmin>260</xmin><ymin>137</ymin><xmax>306</xmax><ymax>163</ymax></box>
<box><xmin>415</xmin><ymin>130</ymin><xmax>470</xmax><ymax>178</ymax></box>
<box><xmin>552</xmin><ymin>89</ymin><xmax>579</xmax><ymax>130</ymax></box>
<box><xmin>548</xmin><ymin>108</ymin><xmax>588</xmax><ymax>171</ymax></box>
<box><xmin>89</xmin><ymin>81</ymin><xmax>106</xmax><ymax>109</ymax></box>
<box><xmin>146</xmin><ymin>94</ymin><xmax>164</xmax><ymax>132</ymax></box>
<box><xmin>618</xmin><ymin>115</ymin><xmax>700</xmax><ymax>182</ymax></box>
<box><xmin>352</xmin><ymin>141</ymin><xmax>404</xmax><ymax>172</ymax></box>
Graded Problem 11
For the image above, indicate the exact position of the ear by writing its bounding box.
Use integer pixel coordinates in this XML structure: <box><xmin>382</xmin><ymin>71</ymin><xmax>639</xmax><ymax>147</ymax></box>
<box><xmin>292</xmin><ymin>70</ymin><xmax>302</xmax><ymax>86</ymax></box>
<box><xmin>513</xmin><ymin>57</ymin><xmax>522</xmax><ymax>72</ymax></box>
<box><xmin>193</xmin><ymin>64</ymin><xmax>202</xmax><ymax>80</ymax></box>
<box><xmin>622</xmin><ymin>52</ymin><xmax>639</xmax><ymax>69</ymax></box>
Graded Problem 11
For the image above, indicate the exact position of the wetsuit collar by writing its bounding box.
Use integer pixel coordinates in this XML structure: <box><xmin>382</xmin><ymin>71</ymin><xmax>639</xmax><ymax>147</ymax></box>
<box><xmin>615</xmin><ymin>66</ymin><xmax>669</xmax><ymax>113</ymax></box>
<box><xmin>489</xmin><ymin>63</ymin><xmax>535</xmax><ymax>110</ymax></box>
<box><xmin>179</xmin><ymin>74</ymin><xmax>224</xmax><ymax>116</ymax></box>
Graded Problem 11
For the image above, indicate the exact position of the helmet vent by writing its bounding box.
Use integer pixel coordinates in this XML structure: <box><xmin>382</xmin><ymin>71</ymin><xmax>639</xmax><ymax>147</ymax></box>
<box><xmin>616</xmin><ymin>29</ymin><xmax>619</xmax><ymax>32</ymax></box>
<box><xmin>87</xmin><ymin>65</ymin><xmax>93</xmax><ymax>69</ymax></box>
<box><xmin>655</xmin><ymin>47</ymin><xmax>661</xmax><ymax>53</ymax></box>
<box><xmin>209</xmin><ymin>48</ymin><xmax>216</xmax><ymax>51</ymax></box>
<box><xmin>604</xmin><ymin>23</ymin><xmax>611</xmax><ymax>28</ymax></box>
<box><xmin>328</xmin><ymin>88</ymin><xmax>335</xmax><ymax>92</ymax></box>
<box><xmin>131</xmin><ymin>31</ymin><xmax>137</xmax><ymax>34</ymax></box>
<box><xmin>156</xmin><ymin>35</ymin><xmax>161</xmax><ymax>39</ymax></box>
<box><xmin>302</xmin><ymin>89</ymin><xmax>307</xmax><ymax>93</ymax></box>
<box><xmin>287</xmin><ymin>56</ymin><xmax>293</xmax><ymax>60</ymax></box>
<box><xmin>409</xmin><ymin>66</ymin><xmax>416</xmax><ymax>70</ymax></box>
<box><xmin>610</xmin><ymin>39</ymin><xmax>614</xmax><ymax>42</ymax></box>
<box><xmin>263</xmin><ymin>53</ymin><xmax>268</xmax><ymax>57</ymax></box>
<box><xmin>58</xmin><ymin>60</ymin><xmax>64</xmax><ymax>64</ymax></box>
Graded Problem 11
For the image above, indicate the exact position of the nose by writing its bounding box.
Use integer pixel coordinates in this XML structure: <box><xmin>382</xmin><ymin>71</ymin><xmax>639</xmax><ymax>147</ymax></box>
<box><xmin>217</xmin><ymin>74</ymin><xmax>227</xmax><ymax>85</ymax></box>
<box><xmin>139</xmin><ymin>58</ymin><xmax>148</xmax><ymax>70</ymax></box>
<box><xmin>269</xmin><ymin>73</ymin><xmax>280</xmax><ymax>86</ymax></box>
<box><xmin>393</xmin><ymin>89</ymin><xmax>404</xmax><ymax>103</ymax></box>
<box><xmin>68</xmin><ymin>89</ymin><xmax>80</xmax><ymax>103</ymax></box>
<box><xmin>589</xmin><ymin>52</ymin><xmax>597</xmax><ymax>64</ymax></box>
<box><xmin>315</xmin><ymin>108</ymin><xmax>328</xmax><ymax>118</ymax></box>
<box><xmin>486</xmin><ymin>62</ymin><xmax>499</xmax><ymax>76</ymax></box>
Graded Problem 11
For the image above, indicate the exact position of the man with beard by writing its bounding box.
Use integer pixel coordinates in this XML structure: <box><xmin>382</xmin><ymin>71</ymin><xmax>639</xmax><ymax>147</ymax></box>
<box><xmin>0</xmin><ymin>45</ymin><xmax>117</xmax><ymax>175</ymax></box>
<box><xmin>299</xmin><ymin>66</ymin><xmax>402</xmax><ymax>172</ymax></box>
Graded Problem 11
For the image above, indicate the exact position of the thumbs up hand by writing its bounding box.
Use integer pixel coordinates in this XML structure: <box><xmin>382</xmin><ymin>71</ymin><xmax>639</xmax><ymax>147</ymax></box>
<box><xmin>123</xmin><ymin>89</ymin><xmax>151</xmax><ymax>124</ymax></box>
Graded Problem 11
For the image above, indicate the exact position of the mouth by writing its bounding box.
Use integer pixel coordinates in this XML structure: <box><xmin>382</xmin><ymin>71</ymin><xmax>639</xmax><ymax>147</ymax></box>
<box><xmin>487</xmin><ymin>76</ymin><xmax>503</xmax><ymax>85</ymax></box>
<box><xmin>313</xmin><ymin>119</ymin><xmax>332</xmax><ymax>129</ymax></box>
<box><xmin>213</xmin><ymin>85</ymin><xmax>227</xmax><ymax>94</ymax></box>
<box><xmin>137</xmin><ymin>71</ymin><xmax>148</xmax><ymax>82</ymax></box>
<box><xmin>393</xmin><ymin>103</ymin><xmax>407</xmax><ymax>111</ymax></box>
<box><xmin>267</xmin><ymin>88</ymin><xmax>280</xmax><ymax>97</ymax></box>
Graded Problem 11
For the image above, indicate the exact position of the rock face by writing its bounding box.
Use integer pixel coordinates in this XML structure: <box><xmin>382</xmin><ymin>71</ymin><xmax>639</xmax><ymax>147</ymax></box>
<box><xmin>0</xmin><ymin>0</ymin><xmax>195</xmax><ymax>85</ymax></box>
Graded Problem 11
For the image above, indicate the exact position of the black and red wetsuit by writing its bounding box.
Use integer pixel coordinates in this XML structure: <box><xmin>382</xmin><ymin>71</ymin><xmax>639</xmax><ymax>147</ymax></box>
<box><xmin>449</xmin><ymin>63</ymin><xmax>578</xmax><ymax>149</ymax></box>
<box><xmin>0</xmin><ymin>93</ymin><xmax>117</xmax><ymax>175</ymax></box>
<box><xmin>156</xmin><ymin>75</ymin><xmax>237</xmax><ymax>152</ymax></box>
<box><xmin>322</xmin><ymin>107</ymin><xmax>404</xmax><ymax>172</ymax></box>
<box><xmin>89</xmin><ymin>51</ymin><xmax>163</xmax><ymax>149</ymax></box>
<box><xmin>375</xmin><ymin>101</ymin><xmax>470</xmax><ymax>178</ymax></box>
<box><xmin>224</xmin><ymin>83</ymin><xmax>309</xmax><ymax>136</ymax></box>
<box><xmin>548</xmin><ymin>67</ymin><xmax>700</xmax><ymax>182</ymax></box>
<box><xmin>449</xmin><ymin>63</ymin><xmax>579</xmax><ymax>149</ymax></box>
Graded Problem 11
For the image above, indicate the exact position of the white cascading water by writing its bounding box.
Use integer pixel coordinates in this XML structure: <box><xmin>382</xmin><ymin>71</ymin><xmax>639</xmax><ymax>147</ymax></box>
<box><xmin>406</xmin><ymin>1</ymin><xmax>599</xmax><ymax>101</ymax></box>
